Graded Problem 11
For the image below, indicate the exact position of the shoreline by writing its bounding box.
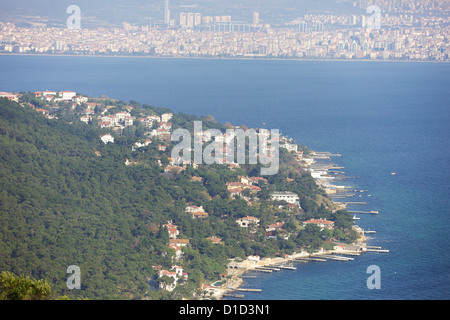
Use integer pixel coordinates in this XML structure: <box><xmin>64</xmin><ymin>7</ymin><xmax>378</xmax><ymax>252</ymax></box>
<box><xmin>215</xmin><ymin>150</ymin><xmax>371</xmax><ymax>300</ymax></box>
<box><xmin>217</xmin><ymin>240</ymin><xmax>367</xmax><ymax>300</ymax></box>
<box><xmin>0</xmin><ymin>52</ymin><xmax>448</xmax><ymax>64</ymax></box>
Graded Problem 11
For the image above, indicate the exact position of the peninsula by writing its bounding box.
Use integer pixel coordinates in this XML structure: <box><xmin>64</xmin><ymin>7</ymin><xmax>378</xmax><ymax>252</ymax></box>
<box><xmin>0</xmin><ymin>91</ymin><xmax>380</xmax><ymax>300</ymax></box>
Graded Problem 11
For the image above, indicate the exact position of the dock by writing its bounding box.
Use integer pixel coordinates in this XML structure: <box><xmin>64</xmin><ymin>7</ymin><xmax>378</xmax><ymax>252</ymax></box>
<box><xmin>223</xmin><ymin>293</ymin><xmax>245</xmax><ymax>298</ymax></box>
<box><xmin>322</xmin><ymin>255</ymin><xmax>355</xmax><ymax>261</ymax></box>
<box><xmin>343</xmin><ymin>202</ymin><xmax>367</xmax><ymax>205</ymax></box>
<box><xmin>366</xmin><ymin>248</ymin><xmax>389</xmax><ymax>253</ymax></box>
<box><xmin>348</xmin><ymin>210</ymin><xmax>379</xmax><ymax>214</ymax></box>
<box><xmin>253</xmin><ymin>268</ymin><xmax>272</xmax><ymax>273</ymax></box>
<box><xmin>277</xmin><ymin>265</ymin><xmax>297</xmax><ymax>270</ymax></box>
<box><xmin>255</xmin><ymin>266</ymin><xmax>280</xmax><ymax>272</ymax></box>
<box><xmin>309</xmin><ymin>257</ymin><xmax>327</xmax><ymax>262</ymax></box>
<box><xmin>236</xmin><ymin>288</ymin><xmax>262</xmax><ymax>292</ymax></box>
<box><xmin>337</xmin><ymin>251</ymin><xmax>361</xmax><ymax>256</ymax></box>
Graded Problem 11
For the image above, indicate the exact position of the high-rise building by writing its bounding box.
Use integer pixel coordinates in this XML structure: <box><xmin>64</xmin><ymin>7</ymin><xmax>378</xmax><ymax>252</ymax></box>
<box><xmin>165</xmin><ymin>0</ymin><xmax>170</xmax><ymax>26</ymax></box>
<box><xmin>187</xmin><ymin>13</ymin><xmax>195</xmax><ymax>28</ymax></box>
<box><xmin>315</xmin><ymin>22</ymin><xmax>324</xmax><ymax>32</ymax></box>
<box><xmin>194</xmin><ymin>13</ymin><xmax>202</xmax><ymax>26</ymax></box>
<box><xmin>180</xmin><ymin>13</ymin><xmax>187</xmax><ymax>27</ymax></box>
<box><xmin>253</xmin><ymin>12</ymin><xmax>260</xmax><ymax>26</ymax></box>
<box><xmin>299</xmin><ymin>21</ymin><xmax>308</xmax><ymax>33</ymax></box>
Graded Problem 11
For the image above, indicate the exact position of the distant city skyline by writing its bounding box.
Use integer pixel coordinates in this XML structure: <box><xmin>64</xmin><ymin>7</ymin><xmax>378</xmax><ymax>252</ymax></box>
<box><xmin>0</xmin><ymin>0</ymin><xmax>448</xmax><ymax>29</ymax></box>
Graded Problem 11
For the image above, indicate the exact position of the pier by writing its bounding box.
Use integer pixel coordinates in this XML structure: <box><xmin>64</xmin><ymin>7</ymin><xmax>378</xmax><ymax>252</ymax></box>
<box><xmin>366</xmin><ymin>248</ymin><xmax>390</xmax><ymax>253</ymax></box>
<box><xmin>343</xmin><ymin>202</ymin><xmax>367</xmax><ymax>205</ymax></box>
<box><xmin>320</xmin><ymin>255</ymin><xmax>354</xmax><ymax>261</ymax></box>
<box><xmin>223</xmin><ymin>293</ymin><xmax>245</xmax><ymax>298</ymax></box>
<box><xmin>236</xmin><ymin>288</ymin><xmax>262</xmax><ymax>292</ymax></box>
<box><xmin>348</xmin><ymin>210</ymin><xmax>379</xmax><ymax>215</ymax></box>
<box><xmin>277</xmin><ymin>265</ymin><xmax>297</xmax><ymax>270</ymax></box>
<box><xmin>295</xmin><ymin>257</ymin><xmax>327</xmax><ymax>262</ymax></box>
<box><xmin>253</xmin><ymin>268</ymin><xmax>272</xmax><ymax>273</ymax></box>
<box><xmin>365</xmin><ymin>246</ymin><xmax>389</xmax><ymax>253</ymax></box>
<box><xmin>255</xmin><ymin>266</ymin><xmax>280</xmax><ymax>272</ymax></box>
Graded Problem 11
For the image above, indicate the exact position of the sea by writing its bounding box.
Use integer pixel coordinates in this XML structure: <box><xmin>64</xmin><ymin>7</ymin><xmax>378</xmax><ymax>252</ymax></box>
<box><xmin>1</xmin><ymin>55</ymin><xmax>449</xmax><ymax>300</ymax></box>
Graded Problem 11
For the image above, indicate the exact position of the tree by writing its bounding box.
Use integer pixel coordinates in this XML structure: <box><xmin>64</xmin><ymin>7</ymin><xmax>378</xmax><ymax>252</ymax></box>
<box><xmin>296</xmin><ymin>224</ymin><xmax>323</xmax><ymax>252</ymax></box>
<box><xmin>0</xmin><ymin>271</ymin><xmax>53</xmax><ymax>300</ymax></box>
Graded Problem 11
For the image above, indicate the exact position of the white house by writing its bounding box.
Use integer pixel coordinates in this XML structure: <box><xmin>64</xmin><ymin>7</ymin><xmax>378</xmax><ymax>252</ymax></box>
<box><xmin>247</xmin><ymin>255</ymin><xmax>261</xmax><ymax>263</ymax></box>
<box><xmin>281</xmin><ymin>143</ymin><xmax>298</xmax><ymax>153</ymax></box>
<box><xmin>59</xmin><ymin>90</ymin><xmax>77</xmax><ymax>100</ymax></box>
<box><xmin>236</xmin><ymin>216</ymin><xmax>260</xmax><ymax>230</ymax></box>
<box><xmin>270</xmin><ymin>191</ymin><xmax>300</xmax><ymax>205</ymax></box>
<box><xmin>161</xmin><ymin>113</ymin><xmax>173</xmax><ymax>123</ymax></box>
<box><xmin>185</xmin><ymin>205</ymin><xmax>204</xmax><ymax>213</ymax></box>
<box><xmin>100</xmin><ymin>133</ymin><xmax>114</xmax><ymax>144</ymax></box>
<box><xmin>158</xmin><ymin>265</ymin><xmax>188</xmax><ymax>292</ymax></box>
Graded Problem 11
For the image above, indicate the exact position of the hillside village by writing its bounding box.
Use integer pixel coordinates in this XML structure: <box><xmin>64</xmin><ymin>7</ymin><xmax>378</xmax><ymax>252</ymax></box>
<box><xmin>1</xmin><ymin>90</ymin><xmax>365</xmax><ymax>299</ymax></box>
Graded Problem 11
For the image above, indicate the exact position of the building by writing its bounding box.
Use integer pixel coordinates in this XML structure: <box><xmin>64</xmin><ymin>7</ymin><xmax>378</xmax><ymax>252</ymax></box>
<box><xmin>169</xmin><ymin>244</ymin><xmax>183</xmax><ymax>261</ymax></box>
<box><xmin>236</xmin><ymin>216</ymin><xmax>260</xmax><ymax>229</ymax></box>
<box><xmin>100</xmin><ymin>133</ymin><xmax>114</xmax><ymax>144</ymax></box>
<box><xmin>194</xmin><ymin>13</ymin><xmax>202</xmax><ymax>27</ymax></box>
<box><xmin>163</xmin><ymin>221</ymin><xmax>179</xmax><ymax>239</ymax></box>
<box><xmin>253</xmin><ymin>12</ymin><xmax>260</xmax><ymax>26</ymax></box>
<box><xmin>180</xmin><ymin>13</ymin><xmax>187</xmax><ymax>27</ymax></box>
<box><xmin>157</xmin><ymin>265</ymin><xmax>188</xmax><ymax>291</ymax></box>
<box><xmin>164</xmin><ymin>0</ymin><xmax>170</xmax><ymax>26</ymax></box>
<box><xmin>206</xmin><ymin>236</ymin><xmax>222</xmax><ymax>244</ymax></box>
<box><xmin>0</xmin><ymin>92</ymin><xmax>18</xmax><ymax>102</ymax></box>
<box><xmin>161</xmin><ymin>113</ymin><xmax>173</xmax><ymax>122</ymax></box>
<box><xmin>270</xmin><ymin>191</ymin><xmax>300</xmax><ymax>205</ymax></box>
<box><xmin>59</xmin><ymin>90</ymin><xmax>76</xmax><ymax>100</ymax></box>
<box><xmin>169</xmin><ymin>239</ymin><xmax>190</xmax><ymax>247</ymax></box>
<box><xmin>281</xmin><ymin>143</ymin><xmax>298</xmax><ymax>152</ymax></box>
<box><xmin>303</xmin><ymin>219</ymin><xmax>334</xmax><ymax>230</ymax></box>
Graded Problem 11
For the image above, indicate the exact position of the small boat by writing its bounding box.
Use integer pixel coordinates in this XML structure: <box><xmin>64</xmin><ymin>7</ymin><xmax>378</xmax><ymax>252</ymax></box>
<box><xmin>353</xmin><ymin>215</ymin><xmax>360</xmax><ymax>220</ymax></box>
<box><xmin>390</xmin><ymin>172</ymin><xmax>396</xmax><ymax>175</ymax></box>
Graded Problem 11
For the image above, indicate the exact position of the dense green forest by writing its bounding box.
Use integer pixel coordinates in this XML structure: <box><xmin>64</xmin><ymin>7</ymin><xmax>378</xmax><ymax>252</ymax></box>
<box><xmin>0</xmin><ymin>97</ymin><xmax>356</xmax><ymax>300</ymax></box>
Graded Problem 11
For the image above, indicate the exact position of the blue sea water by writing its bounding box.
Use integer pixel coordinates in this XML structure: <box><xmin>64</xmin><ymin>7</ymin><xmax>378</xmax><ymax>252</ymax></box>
<box><xmin>1</xmin><ymin>56</ymin><xmax>449</xmax><ymax>300</ymax></box>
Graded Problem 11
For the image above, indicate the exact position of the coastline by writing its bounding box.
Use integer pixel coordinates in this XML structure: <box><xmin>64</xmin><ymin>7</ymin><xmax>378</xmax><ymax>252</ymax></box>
<box><xmin>0</xmin><ymin>52</ymin><xmax>448</xmax><ymax>64</ymax></box>
<box><xmin>214</xmin><ymin>150</ymin><xmax>372</xmax><ymax>300</ymax></box>
<box><xmin>217</xmin><ymin>239</ymin><xmax>367</xmax><ymax>300</ymax></box>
